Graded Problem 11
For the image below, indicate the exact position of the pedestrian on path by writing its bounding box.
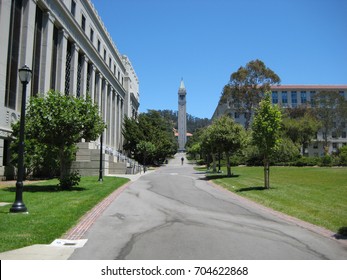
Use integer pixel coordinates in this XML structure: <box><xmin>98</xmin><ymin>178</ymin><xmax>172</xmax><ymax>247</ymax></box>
<box><xmin>181</xmin><ymin>157</ymin><xmax>184</xmax><ymax>165</ymax></box>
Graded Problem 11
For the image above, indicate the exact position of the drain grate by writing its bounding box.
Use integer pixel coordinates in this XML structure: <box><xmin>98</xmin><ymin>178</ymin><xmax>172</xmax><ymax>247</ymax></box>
<box><xmin>50</xmin><ymin>239</ymin><xmax>88</xmax><ymax>248</ymax></box>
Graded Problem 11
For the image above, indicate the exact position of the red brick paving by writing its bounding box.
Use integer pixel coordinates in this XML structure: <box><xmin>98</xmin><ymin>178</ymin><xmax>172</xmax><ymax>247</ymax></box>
<box><xmin>62</xmin><ymin>181</ymin><xmax>132</xmax><ymax>240</ymax></box>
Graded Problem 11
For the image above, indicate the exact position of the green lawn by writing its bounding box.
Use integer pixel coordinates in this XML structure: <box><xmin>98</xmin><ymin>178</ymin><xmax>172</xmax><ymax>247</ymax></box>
<box><xmin>203</xmin><ymin>166</ymin><xmax>347</xmax><ymax>233</ymax></box>
<box><xmin>0</xmin><ymin>176</ymin><xmax>129</xmax><ymax>253</ymax></box>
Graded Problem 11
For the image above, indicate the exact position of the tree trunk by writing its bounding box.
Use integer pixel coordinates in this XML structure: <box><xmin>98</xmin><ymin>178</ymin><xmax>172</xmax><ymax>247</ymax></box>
<box><xmin>264</xmin><ymin>158</ymin><xmax>270</xmax><ymax>189</ymax></box>
<box><xmin>226</xmin><ymin>152</ymin><xmax>232</xmax><ymax>177</ymax></box>
<box><xmin>212</xmin><ymin>153</ymin><xmax>217</xmax><ymax>173</ymax></box>
<box><xmin>59</xmin><ymin>147</ymin><xmax>69</xmax><ymax>181</ymax></box>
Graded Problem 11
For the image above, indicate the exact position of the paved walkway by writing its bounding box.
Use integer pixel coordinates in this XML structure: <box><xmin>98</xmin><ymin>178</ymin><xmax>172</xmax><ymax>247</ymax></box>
<box><xmin>0</xmin><ymin>170</ymin><xmax>155</xmax><ymax>260</ymax></box>
<box><xmin>1</xmin><ymin>154</ymin><xmax>346</xmax><ymax>259</ymax></box>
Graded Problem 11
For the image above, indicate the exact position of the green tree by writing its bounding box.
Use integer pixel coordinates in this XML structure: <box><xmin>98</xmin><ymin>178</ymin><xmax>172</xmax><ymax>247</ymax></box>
<box><xmin>186</xmin><ymin>142</ymin><xmax>201</xmax><ymax>163</ymax></box>
<box><xmin>252</xmin><ymin>92</ymin><xmax>282</xmax><ymax>189</ymax></box>
<box><xmin>136</xmin><ymin>141</ymin><xmax>156</xmax><ymax>172</ymax></box>
<box><xmin>209</xmin><ymin>115</ymin><xmax>246</xmax><ymax>176</ymax></box>
<box><xmin>282</xmin><ymin>110</ymin><xmax>321</xmax><ymax>155</ymax></box>
<box><xmin>122</xmin><ymin>110</ymin><xmax>177</xmax><ymax>164</ymax></box>
<box><xmin>11</xmin><ymin>90</ymin><xmax>105</xmax><ymax>188</ymax></box>
<box><xmin>200</xmin><ymin>125</ymin><xmax>218</xmax><ymax>172</ymax></box>
<box><xmin>338</xmin><ymin>145</ymin><xmax>347</xmax><ymax>166</ymax></box>
<box><xmin>221</xmin><ymin>59</ymin><xmax>280</xmax><ymax>130</ymax></box>
<box><xmin>312</xmin><ymin>90</ymin><xmax>347</xmax><ymax>154</ymax></box>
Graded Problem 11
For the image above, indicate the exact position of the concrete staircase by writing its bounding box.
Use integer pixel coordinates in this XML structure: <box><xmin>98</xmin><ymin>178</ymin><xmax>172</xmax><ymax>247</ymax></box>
<box><xmin>71</xmin><ymin>142</ymin><xmax>141</xmax><ymax>176</ymax></box>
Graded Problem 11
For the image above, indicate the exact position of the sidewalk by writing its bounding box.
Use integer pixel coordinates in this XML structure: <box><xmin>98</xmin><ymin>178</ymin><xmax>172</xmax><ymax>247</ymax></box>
<box><xmin>0</xmin><ymin>170</ymin><xmax>155</xmax><ymax>260</ymax></box>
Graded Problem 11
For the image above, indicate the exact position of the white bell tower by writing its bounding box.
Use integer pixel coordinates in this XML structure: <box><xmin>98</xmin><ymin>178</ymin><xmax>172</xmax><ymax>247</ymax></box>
<box><xmin>178</xmin><ymin>79</ymin><xmax>187</xmax><ymax>152</ymax></box>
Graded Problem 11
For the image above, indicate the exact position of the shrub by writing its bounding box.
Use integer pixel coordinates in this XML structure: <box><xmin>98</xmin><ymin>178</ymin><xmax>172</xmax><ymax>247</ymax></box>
<box><xmin>320</xmin><ymin>155</ymin><xmax>333</xmax><ymax>167</ymax></box>
<box><xmin>293</xmin><ymin>156</ymin><xmax>321</xmax><ymax>167</ymax></box>
<box><xmin>58</xmin><ymin>170</ymin><xmax>81</xmax><ymax>190</ymax></box>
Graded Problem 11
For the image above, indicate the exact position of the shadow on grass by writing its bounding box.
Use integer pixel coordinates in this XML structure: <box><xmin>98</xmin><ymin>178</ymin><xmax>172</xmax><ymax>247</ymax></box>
<box><xmin>200</xmin><ymin>174</ymin><xmax>240</xmax><ymax>180</ymax></box>
<box><xmin>236</xmin><ymin>186</ymin><xmax>270</xmax><ymax>192</ymax></box>
<box><xmin>4</xmin><ymin>185</ymin><xmax>86</xmax><ymax>193</ymax></box>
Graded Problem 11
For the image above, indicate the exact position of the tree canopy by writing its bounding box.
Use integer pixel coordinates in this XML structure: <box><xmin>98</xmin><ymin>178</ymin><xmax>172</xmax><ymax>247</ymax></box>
<box><xmin>11</xmin><ymin>90</ymin><xmax>105</xmax><ymax>188</ymax></box>
<box><xmin>221</xmin><ymin>59</ymin><xmax>280</xmax><ymax>130</ymax></box>
<box><xmin>122</xmin><ymin>110</ymin><xmax>177</xmax><ymax>165</ymax></box>
<box><xmin>312</xmin><ymin>90</ymin><xmax>347</xmax><ymax>154</ymax></box>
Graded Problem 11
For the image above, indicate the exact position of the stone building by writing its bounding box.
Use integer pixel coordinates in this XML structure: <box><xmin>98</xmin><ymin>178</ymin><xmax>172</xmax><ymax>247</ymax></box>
<box><xmin>0</xmin><ymin>0</ymin><xmax>140</xmax><ymax>179</ymax></box>
<box><xmin>212</xmin><ymin>85</ymin><xmax>347</xmax><ymax>156</ymax></box>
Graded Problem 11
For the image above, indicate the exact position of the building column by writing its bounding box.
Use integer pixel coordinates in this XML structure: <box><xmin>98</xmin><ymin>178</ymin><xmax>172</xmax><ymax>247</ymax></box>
<box><xmin>111</xmin><ymin>90</ymin><xmax>116</xmax><ymax>148</ymax></box>
<box><xmin>69</xmin><ymin>43</ymin><xmax>79</xmax><ymax>96</ymax></box>
<box><xmin>116</xmin><ymin>95</ymin><xmax>120</xmax><ymax>151</ymax></box>
<box><xmin>0</xmin><ymin>0</ymin><xmax>12</xmax><ymax>100</ymax></box>
<box><xmin>19</xmin><ymin>0</ymin><xmax>37</xmax><ymax>103</ymax></box>
<box><xmin>80</xmin><ymin>54</ymin><xmax>88</xmax><ymax>99</ymax></box>
<box><xmin>108</xmin><ymin>87</ymin><xmax>113</xmax><ymax>147</ymax></box>
<box><xmin>96</xmin><ymin>73</ymin><xmax>102</xmax><ymax>109</ymax></box>
<box><xmin>40</xmin><ymin>11</ymin><xmax>54</xmax><ymax>94</ymax></box>
<box><xmin>89</xmin><ymin>64</ymin><xmax>96</xmax><ymax>103</ymax></box>
<box><xmin>20</xmin><ymin>0</ymin><xmax>37</xmax><ymax>67</ymax></box>
<box><xmin>56</xmin><ymin>29</ymin><xmax>68</xmax><ymax>93</ymax></box>
<box><xmin>120</xmin><ymin>98</ymin><xmax>124</xmax><ymax>150</ymax></box>
<box><xmin>102</xmin><ymin>79</ymin><xmax>108</xmax><ymax>147</ymax></box>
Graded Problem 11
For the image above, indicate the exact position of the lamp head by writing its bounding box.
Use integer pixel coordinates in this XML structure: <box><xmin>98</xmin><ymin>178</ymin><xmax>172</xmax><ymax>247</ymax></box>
<box><xmin>18</xmin><ymin>65</ymin><xmax>32</xmax><ymax>84</ymax></box>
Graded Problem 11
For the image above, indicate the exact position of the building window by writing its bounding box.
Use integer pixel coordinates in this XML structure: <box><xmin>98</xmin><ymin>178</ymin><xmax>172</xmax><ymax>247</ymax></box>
<box><xmin>301</xmin><ymin>91</ymin><xmax>307</xmax><ymax>104</ymax></box>
<box><xmin>281</xmin><ymin>91</ymin><xmax>288</xmax><ymax>106</ymax></box>
<box><xmin>5</xmin><ymin>0</ymin><xmax>22</xmax><ymax>109</ymax></box>
<box><xmin>310</xmin><ymin>91</ymin><xmax>316</xmax><ymax>106</ymax></box>
<box><xmin>104</xmin><ymin>49</ymin><xmax>106</xmax><ymax>61</ymax></box>
<box><xmin>50</xmin><ymin>26</ymin><xmax>59</xmax><ymax>90</ymax></box>
<box><xmin>272</xmin><ymin>91</ymin><xmax>278</xmax><ymax>104</ymax></box>
<box><xmin>342</xmin><ymin>131</ymin><xmax>347</xmax><ymax>138</ymax></box>
<box><xmin>76</xmin><ymin>53</ymin><xmax>82</xmax><ymax>97</ymax></box>
<box><xmin>291</xmin><ymin>91</ymin><xmax>297</xmax><ymax>107</ymax></box>
<box><xmin>332</xmin><ymin>143</ymin><xmax>338</xmax><ymax>149</ymax></box>
<box><xmin>97</xmin><ymin>39</ymin><xmax>101</xmax><ymax>52</ymax></box>
<box><xmin>81</xmin><ymin>14</ymin><xmax>86</xmax><ymax>32</ymax></box>
<box><xmin>90</xmin><ymin>28</ymin><xmax>94</xmax><ymax>42</ymax></box>
<box><xmin>117</xmin><ymin>71</ymin><xmax>120</xmax><ymax>80</ymax></box>
<box><xmin>65</xmin><ymin>41</ymin><xmax>72</xmax><ymax>95</ymax></box>
<box><xmin>32</xmin><ymin>5</ymin><xmax>43</xmax><ymax>97</ymax></box>
<box><xmin>234</xmin><ymin>112</ymin><xmax>240</xmax><ymax>119</ymax></box>
<box><xmin>71</xmin><ymin>0</ymin><xmax>76</xmax><ymax>16</ymax></box>
<box><xmin>313</xmin><ymin>142</ymin><xmax>318</xmax><ymax>149</ymax></box>
<box><xmin>114</xmin><ymin>65</ymin><xmax>116</xmax><ymax>75</ymax></box>
<box><xmin>109</xmin><ymin>57</ymin><xmax>112</xmax><ymax>68</ymax></box>
<box><xmin>86</xmin><ymin>63</ymin><xmax>91</xmax><ymax>94</ymax></box>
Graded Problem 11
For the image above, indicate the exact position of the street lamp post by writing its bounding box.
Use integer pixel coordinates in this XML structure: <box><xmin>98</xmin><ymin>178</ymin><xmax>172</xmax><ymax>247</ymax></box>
<box><xmin>98</xmin><ymin>131</ymin><xmax>103</xmax><ymax>182</ymax></box>
<box><xmin>10</xmin><ymin>65</ymin><xmax>32</xmax><ymax>213</ymax></box>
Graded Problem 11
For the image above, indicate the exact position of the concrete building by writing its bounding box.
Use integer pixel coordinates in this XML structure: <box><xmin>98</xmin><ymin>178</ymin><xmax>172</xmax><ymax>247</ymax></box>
<box><xmin>0</xmin><ymin>0</ymin><xmax>140</xmax><ymax>179</ymax></box>
<box><xmin>177</xmin><ymin>79</ymin><xmax>187</xmax><ymax>152</ymax></box>
<box><xmin>212</xmin><ymin>85</ymin><xmax>347</xmax><ymax>156</ymax></box>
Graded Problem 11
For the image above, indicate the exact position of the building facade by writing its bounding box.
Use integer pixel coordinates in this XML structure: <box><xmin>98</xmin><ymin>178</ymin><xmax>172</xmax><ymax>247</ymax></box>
<box><xmin>212</xmin><ymin>85</ymin><xmax>347</xmax><ymax>156</ymax></box>
<box><xmin>177</xmin><ymin>79</ymin><xmax>187</xmax><ymax>152</ymax></box>
<box><xmin>0</xmin><ymin>0</ymin><xmax>140</xmax><ymax>179</ymax></box>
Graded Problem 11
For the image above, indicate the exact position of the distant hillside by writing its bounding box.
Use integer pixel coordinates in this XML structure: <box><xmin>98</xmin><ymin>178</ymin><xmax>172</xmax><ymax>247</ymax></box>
<box><xmin>157</xmin><ymin>110</ymin><xmax>211</xmax><ymax>133</ymax></box>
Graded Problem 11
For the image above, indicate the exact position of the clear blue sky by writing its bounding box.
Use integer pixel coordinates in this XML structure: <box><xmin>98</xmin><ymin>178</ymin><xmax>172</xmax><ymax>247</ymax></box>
<box><xmin>91</xmin><ymin>0</ymin><xmax>347</xmax><ymax>119</ymax></box>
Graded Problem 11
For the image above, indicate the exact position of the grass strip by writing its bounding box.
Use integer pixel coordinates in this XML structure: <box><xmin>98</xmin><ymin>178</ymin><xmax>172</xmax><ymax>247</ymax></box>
<box><xmin>0</xmin><ymin>176</ymin><xmax>129</xmax><ymax>253</ymax></box>
<box><xmin>203</xmin><ymin>166</ymin><xmax>347</xmax><ymax>233</ymax></box>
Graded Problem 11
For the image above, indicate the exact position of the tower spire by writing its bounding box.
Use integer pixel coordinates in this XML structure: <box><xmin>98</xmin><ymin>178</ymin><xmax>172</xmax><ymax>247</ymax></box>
<box><xmin>179</xmin><ymin>78</ymin><xmax>185</xmax><ymax>90</ymax></box>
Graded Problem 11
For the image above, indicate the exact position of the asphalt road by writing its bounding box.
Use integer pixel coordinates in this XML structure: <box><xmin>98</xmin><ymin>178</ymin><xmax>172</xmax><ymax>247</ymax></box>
<box><xmin>70</xmin><ymin>154</ymin><xmax>347</xmax><ymax>260</ymax></box>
